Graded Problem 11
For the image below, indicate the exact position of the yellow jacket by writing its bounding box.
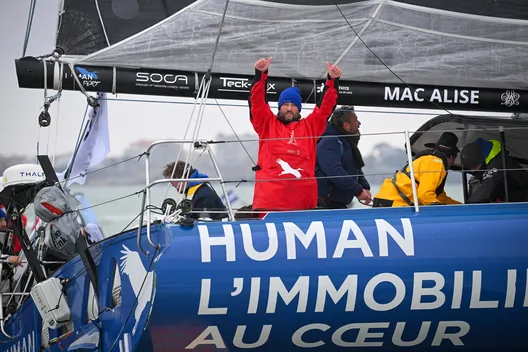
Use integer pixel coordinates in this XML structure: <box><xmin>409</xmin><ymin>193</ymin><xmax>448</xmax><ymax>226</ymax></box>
<box><xmin>375</xmin><ymin>154</ymin><xmax>462</xmax><ymax>207</ymax></box>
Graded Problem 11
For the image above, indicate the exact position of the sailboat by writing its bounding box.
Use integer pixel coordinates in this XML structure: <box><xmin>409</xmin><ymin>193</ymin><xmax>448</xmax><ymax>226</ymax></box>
<box><xmin>2</xmin><ymin>0</ymin><xmax>528</xmax><ymax>351</ymax></box>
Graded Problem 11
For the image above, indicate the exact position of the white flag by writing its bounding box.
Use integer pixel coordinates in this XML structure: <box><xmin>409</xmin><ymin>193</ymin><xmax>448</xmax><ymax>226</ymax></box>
<box><xmin>58</xmin><ymin>93</ymin><xmax>110</xmax><ymax>187</ymax></box>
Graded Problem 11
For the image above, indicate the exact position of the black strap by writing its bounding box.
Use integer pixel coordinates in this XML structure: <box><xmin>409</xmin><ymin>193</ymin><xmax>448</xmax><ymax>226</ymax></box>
<box><xmin>391</xmin><ymin>171</ymin><xmax>415</xmax><ymax>206</ymax></box>
<box><xmin>391</xmin><ymin>149</ymin><xmax>449</xmax><ymax>206</ymax></box>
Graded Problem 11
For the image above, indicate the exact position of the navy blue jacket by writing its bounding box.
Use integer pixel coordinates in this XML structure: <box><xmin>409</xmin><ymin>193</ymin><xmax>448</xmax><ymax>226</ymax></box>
<box><xmin>315</xmin><ymin>123</ymin><xmax>370</xmax><ymax>206</ymax></box>
<box><xmin>190</xmin><ymin>183</ymin><xmax>227</xmax><ymax>220</ymax></box>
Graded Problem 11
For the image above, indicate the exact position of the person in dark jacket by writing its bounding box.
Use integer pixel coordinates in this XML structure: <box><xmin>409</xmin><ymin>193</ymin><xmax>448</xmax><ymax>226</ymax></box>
<box><xmin>315</xmin><ymin>106</ymin><xmax>372</xmax><ymax>209</ymax></box>
<box><xmin>460</xmin><ymin>138</ymin><xmax>528</xmax><ymax>203</ymax></box>
<box><xmin>163</xmin><ymin>161</ymin><xmax>227</xmax><ymax>220</ymax></box>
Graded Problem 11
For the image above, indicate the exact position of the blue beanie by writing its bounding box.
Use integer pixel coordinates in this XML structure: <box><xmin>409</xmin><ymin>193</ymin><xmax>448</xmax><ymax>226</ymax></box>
<box><xmin>278</xmin><ymin>87</ymin><xmax>302</xmax><ymax>112</ymax></box>
<box><xmin>0</xmin><ymin>208</ymin><xmax>6</xmax><ymax>220</ymax></box>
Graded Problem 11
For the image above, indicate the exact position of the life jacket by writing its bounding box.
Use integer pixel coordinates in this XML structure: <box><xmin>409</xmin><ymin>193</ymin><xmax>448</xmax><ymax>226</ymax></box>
<box><xmin>186</xmin><ymin>183</ymin><xmax>206</xmax><ymax>201</ymax></box>
<box><xmin>391</xmin><ymin>149</ymin><xmax>449</xmax><ymax>206</ymax></box>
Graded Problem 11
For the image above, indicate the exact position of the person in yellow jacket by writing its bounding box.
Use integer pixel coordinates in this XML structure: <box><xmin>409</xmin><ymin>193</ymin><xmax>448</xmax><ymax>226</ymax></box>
<box><xmin>373</xmin><ymin>132</ymin><xmax>463</xmax><ymax>207</ymax></box>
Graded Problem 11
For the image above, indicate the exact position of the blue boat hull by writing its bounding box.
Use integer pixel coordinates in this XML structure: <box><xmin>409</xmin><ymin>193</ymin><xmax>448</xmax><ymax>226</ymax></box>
<box><xmin>2</xmin><ymin>203</ymin><xmax>527</xmax><ymax>351</ymax></box>
<box><xmin>146</xmin><ymin>203</ymin><xmax>528</xmax><ymax>351</ymax></box>
<box><xmin>1</xmin><ymin>223</ymin><xmax>172</xmax><ymax>352</ymax></box>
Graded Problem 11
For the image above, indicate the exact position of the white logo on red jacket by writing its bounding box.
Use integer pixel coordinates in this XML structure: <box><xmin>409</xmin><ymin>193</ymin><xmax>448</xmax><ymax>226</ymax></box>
<box><xmin>287</xmin><ymin>130</ymin><xmax>297</xmax><ymax>145</ymax></box>
<box><xmin>277</xmin><ymin>158</ymin><xmax>303</xmax><ymax>178</ymax></box>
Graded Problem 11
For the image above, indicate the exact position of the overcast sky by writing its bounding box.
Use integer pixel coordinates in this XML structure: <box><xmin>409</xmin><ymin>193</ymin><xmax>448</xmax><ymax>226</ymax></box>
<box><xmin>0</xmin><ymin>0</ymin><xmax>510</xmax><ymax>163</ymax></box>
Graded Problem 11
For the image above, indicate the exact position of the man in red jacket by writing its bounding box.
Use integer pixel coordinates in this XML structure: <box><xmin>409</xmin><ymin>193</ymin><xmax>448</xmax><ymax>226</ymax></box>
<box><xmin>249</xmin><ymin>57</ymin><xmax>341</xmax><ymax>217</ymax></box>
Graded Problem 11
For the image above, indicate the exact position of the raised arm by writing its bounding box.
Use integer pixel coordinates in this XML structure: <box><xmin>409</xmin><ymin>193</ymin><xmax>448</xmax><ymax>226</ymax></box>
<box><xmin>248</xmin><ymin>57</ymin><xmax>274</xmax><ymax>136</ymax></box>
<box><xmin>307</xmin><ymin>62</ymin><xmax>341</xmax><ymax>136</ymax></box>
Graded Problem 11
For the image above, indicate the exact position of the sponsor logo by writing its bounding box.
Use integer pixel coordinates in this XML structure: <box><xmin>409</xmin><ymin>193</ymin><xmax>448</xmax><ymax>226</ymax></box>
<box><xmin>315</xmin><ymin>83</ymin><xmax>351</xmax><ymax>95</ymax></box>
<box><xmin>19</xmin><ymin>171</ymin><xmax>44</xmax><ymax>177</ymax></box>
<box><xmin>483</xmin><ymin>168</ymin><xmax>498</xmax><ymax>180</ymax></box>
<box><xmin>501</xmin><ymin>90</ymin><xmax>520</xmax><ymax>108</ymax></box>
<box><xmin>384</xmin><ymin>87</ymin><xmax>479</xmax><ymax>105</ymax></box>
<box><xmin>219</xmin><ymin>77</ymin><xmax>276</xmax><ymax>94</ymax></box>
<box><xmin>338</xmin><ymin>85</ymin><xmax>352</xmax><ymax>95</ymax></box>
<box><xmin>75</xmin><ymin>67</ymin><xmax>101</xmax><ymax>88</ymax></box>
<box><xmin>50</xmin><ymin>228</ymin><xmax>68</xmax><ymax>250</ymax></box>
<box><xmin>135</xmin><ymin>72</ymin><xmax>190</xmax><ymax>90</ymax></box>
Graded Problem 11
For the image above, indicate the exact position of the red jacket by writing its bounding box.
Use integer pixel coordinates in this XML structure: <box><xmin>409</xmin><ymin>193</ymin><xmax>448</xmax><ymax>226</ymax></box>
<box><xmin>12</xmin><ymin>214</ymin><xmax>26</xmax><ymax>254</ymax></box>
<box><xmin>249</xmin><ymin>69</ymin><xmax>338</xmax><ymax>212</ymax></box>
<box><xmin>0</xmin><ymin>206</ymin><xmax>25</xmax><ymax>254</ymax></box>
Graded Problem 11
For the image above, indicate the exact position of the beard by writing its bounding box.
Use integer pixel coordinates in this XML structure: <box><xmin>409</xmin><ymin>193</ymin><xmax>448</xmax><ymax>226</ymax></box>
<box><xmin>277</xmin><ymin>111</ymin><xmax>301</xmax><ymax>123</ymax></box>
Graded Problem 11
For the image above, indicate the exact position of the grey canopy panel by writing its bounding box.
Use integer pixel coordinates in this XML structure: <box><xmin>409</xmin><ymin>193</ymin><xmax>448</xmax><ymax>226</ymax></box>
<box><xmin>62</xmin><ymin>0</ymin><xmax>528</xmax><ymax>90</ymax></box>
<box><xmin>410</xmin><ymin>115</ymin><xmax>528</xmax><ymax>170</ymax></box>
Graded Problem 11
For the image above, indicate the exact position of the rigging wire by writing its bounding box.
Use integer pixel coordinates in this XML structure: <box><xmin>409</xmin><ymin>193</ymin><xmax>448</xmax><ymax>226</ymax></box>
<box><xmin>210</xmin><ymin>74</ymin><xmax>316</xmax><ymax>168</ymax></box>
<box><xmin>163</xmin><ymin>77</ymin><xmax>207</xmax><ymax>201</ymax></box>
<box><xmin>100</xmin><ymin>96</ymin><xmax>514</xmax><ymax>118</ymax></box>
<box><xmin>61</xmin><ymin>153</ymin><xmax>146</xmax><ymax>186</ymax></box>
<box><xmin>214</xmin><ymin>99</ymin><xmax>257</xmax><ymax>166</ymax></box>
<box><xmin>207</xmin><ymin>0</ymin><xmax>230</xmax><ymax>74</ymax></box>
<box><xmin>51</xmin><ymin>98</ymin><xmax>62</xmax><ymax>168</ymax></box>
<box><xmin>181</xmin><ymin>0</ymin><xmax>231</xmax><ymax>184</ymax></box>
<box><xmin>330</xmin><ymin>0</ymin><xmax>454</xmax><ymax>116</ymax></box>
<box><xmin>171</xmin><ymin>0</ymin><xmax>232</xmax><ymax>204</ymax></box>
<box><xmin>65</xmin><ymin>190</ymin><xmax>144</xmax><ymax>215</ymax></box>
<box><xmin>181</xmin><ymin>78</ymin><xmax>213</xmax><ymax>188</ymax></box>
<box><xmin>51</xmin><ymin>63</ymin><xmax>65</xmax><ymax>167</ymax></box>
<box><xmin>94</xmin><ymin>0</ymin><xmax>111</xmax><ymax>47</ymax></box>
<box><xmin>22</xmin><ymin>0</ymin><xmax>37</xmax><ymax>57</ymax></box>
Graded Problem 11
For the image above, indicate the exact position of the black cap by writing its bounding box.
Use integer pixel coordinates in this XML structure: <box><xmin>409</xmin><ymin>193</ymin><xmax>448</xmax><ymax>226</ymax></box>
<box><xmin>424</xmin><ymin>132</ymin><xmax>460</xmax><ymax>157</ymax></box>
<box><xmin>460</xmin><ymin>142</ymin><xmax>485</xmax><ymax>170</ymax></box>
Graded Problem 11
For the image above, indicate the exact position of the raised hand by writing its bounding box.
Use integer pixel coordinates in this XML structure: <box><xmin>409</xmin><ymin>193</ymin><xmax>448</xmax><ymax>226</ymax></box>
<box><xmin>255</xmin><ymin>57</ymin><xmax>272</xmax><ymax>72</ymax></box>
<box><xmin>325</xmin><ymin>61</ymin><xmax>342</xmax><ymax>79</ymax></box>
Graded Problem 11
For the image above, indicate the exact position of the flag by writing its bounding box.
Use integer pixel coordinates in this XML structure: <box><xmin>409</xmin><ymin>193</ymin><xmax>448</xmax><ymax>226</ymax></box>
<box><xmin>220</xmin><ymin>189</ymin><xmax>238</xmax><ymax>206</ymax></box>
<box><xmin>58</xmin><ymin>93</ymin><xmax>110</xmax><ymax>187</ymax></box>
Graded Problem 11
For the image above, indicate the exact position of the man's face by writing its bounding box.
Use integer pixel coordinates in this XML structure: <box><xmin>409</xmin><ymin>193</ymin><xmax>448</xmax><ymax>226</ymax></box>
<box><xmin>447</xmin><ymin>154</ymin><xmax>459</xmax><ymax>169</ymax></box>
<box><xmin>279</xmin><ymin>103</ymin><xmax>299</xmax><ymax>121</ymax></box>
<box><xmin>171</xmin><ymin>181</ymin><xmax>187</xmax><ymax>194</ymax></box>
<box><xmin>0</xmin><ymin>218</ymin><xmax>7</xmax><ymax>231</ymax></box>
<box><xmin>343</xmin><ymin>113</ymin><xmax>361</xmax><ymax>134</ymax></box>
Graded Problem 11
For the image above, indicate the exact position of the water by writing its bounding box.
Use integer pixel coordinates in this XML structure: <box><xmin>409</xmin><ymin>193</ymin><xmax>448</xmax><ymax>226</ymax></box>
<box><xmin>24</xmin><ymin>181</ymin><xmax>463</xmax><ymax>237</ymax></box>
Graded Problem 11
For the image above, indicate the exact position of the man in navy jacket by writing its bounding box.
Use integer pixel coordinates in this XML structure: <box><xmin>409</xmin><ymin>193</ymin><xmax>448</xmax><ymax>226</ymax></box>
<box><xmin>315</xmin><ymin>106</ymin><xmax>372</xmax><ymax>209</ymax></box>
